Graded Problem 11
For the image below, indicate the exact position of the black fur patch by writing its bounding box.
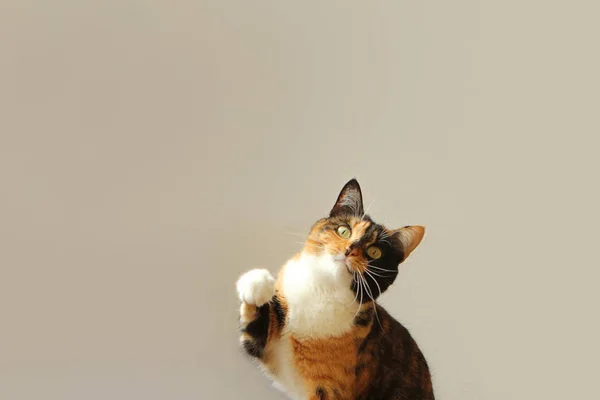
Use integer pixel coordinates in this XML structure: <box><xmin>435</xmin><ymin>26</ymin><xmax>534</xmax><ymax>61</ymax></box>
<box><xmin>358</xmin><ymin>315</ymin><xmax>382</xmax><ymax>355</ymax></box>
<box><xmin>354</xmin><ymin>360</ymin><xmax>368</xmax><ymax>377</ymax></box>
<box><xmin>242</xmin><ymin>339</ymin><xmax>263</xmax><ymax>358</ymax></box>
<box><xmin>271</xmin><ymin>294</ymin><xmax>286</xmax><ymax>329</ymax></box>
<box><xmin>330</xmin><ymin>178</ymin><xmax>364</xmax><ymax>217</ymax></box>
<box><xmin>241</xmin><ymin>303</ymin><xmax>270</xmax><ymax>359</ymax></box>
<box><xmin>355</xmin><ymin>306</ymin><xmax>435</xmax><ymax>400</ymax></box>
<box><xmin>354</xmin><ymin>307</ymin><xmax>373</xmax><ymax>327</ymax></box>
<box><xmin>316</xmin><ymin>387</ymin><xmax>327</xmax><ymax>399</ymax></box>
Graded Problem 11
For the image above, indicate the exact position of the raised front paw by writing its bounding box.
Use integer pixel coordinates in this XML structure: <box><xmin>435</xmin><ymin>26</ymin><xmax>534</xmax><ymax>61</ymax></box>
<box><xmin>236</xmin><ymin>269</ymin><xmax>275</xmax><ymax>306</ymax></box>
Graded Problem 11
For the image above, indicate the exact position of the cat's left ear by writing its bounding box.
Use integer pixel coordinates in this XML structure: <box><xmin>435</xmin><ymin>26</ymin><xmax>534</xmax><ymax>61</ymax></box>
<box><xmin>330</xmin><ymin>179</ymin><xmax>364</xmax><ymax>217</ymax></box>
<box><xmin>394</xmin><ymin>226</ymin><xmax>426</xmax><ymax>261</ymax></box>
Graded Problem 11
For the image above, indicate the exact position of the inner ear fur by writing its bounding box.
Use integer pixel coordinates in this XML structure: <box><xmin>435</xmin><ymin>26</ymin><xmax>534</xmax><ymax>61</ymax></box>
<box><xmin>394</xmin><ymin>225</ymin><xmax>425</xmax><ymax>261</ymax></box>
<box><xmin>330</xmin><ymin>179</ymin><xmax>364</xmax><ymax>217</ymax></box>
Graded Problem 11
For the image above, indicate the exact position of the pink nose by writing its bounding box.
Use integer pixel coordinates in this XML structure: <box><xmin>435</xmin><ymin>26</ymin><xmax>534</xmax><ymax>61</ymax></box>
<box><xmin>347</xmin><ymin>248</ymin><xmax>360</xmax><ymax>257</ymax></box>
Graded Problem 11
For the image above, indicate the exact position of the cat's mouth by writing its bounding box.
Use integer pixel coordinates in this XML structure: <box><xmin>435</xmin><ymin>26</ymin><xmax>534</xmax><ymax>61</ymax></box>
<box><xmin>332</xmin><ymin>254</ymin><xmax>354</xmax><ymax>274</ymax></box>
<box><xmin>333</xmin><ymin>254</ymin><xmax>347</xmax><ymax>263</ymax></box>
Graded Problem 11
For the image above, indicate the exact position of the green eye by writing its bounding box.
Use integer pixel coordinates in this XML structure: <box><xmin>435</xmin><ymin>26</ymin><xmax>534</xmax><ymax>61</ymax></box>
<box><xmin>367</xmin><ymin>246</ymin><xmax>382</xmax><ymax>259</ymax></box>
<box><xmin>336</xmin><ymin>226</ymin><xmax>351</xmax><ymax>239</ymax></box>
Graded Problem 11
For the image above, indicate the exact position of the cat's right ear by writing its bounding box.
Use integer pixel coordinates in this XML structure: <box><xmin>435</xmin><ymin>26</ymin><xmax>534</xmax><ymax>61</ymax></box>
<box><xmin>394</xmin><ymin>225</ymin><xmax>425</xmax><ymax>261</ymax></box>
<box><xmin>330</xmin><ymin>179</ymin><xmax>364</xmax><ymax>217</ymax></box>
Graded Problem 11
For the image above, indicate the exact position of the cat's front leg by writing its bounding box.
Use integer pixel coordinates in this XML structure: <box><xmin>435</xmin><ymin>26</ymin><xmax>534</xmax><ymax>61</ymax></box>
<box><xmin>236</xmin><ymin>269</ymin><xmax>276</xmax><ymax>359</ymax></box>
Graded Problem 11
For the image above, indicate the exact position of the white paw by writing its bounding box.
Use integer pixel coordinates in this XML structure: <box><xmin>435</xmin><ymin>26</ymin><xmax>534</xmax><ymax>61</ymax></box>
<box><xmin>236</xmin><ymin>269</ymin><xmax>275</xmax><ymax>306</ymax></box>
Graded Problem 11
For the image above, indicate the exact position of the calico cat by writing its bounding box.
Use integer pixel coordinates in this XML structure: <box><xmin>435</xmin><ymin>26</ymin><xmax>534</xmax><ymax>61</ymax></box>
<box><xmin>236</xmin><ymin>179</ymin><xmax>434</xmax><ymax>400</ymax></box>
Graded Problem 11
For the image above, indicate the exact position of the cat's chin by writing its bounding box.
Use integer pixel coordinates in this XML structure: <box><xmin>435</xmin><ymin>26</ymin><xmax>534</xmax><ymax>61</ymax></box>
<box><xmin>332</xmin><ymin>254</ymin><xmax>347</xmax><ymax>263</ymax></box>
<box><xmin>304</xmin><ymin>251</ymin><xmax>353</xmax><ymax>278</ymax></box>
<box><xmin>330</xmin><ymin>254</ymin><xmax>354</xmax><ymax>274</ymax></box>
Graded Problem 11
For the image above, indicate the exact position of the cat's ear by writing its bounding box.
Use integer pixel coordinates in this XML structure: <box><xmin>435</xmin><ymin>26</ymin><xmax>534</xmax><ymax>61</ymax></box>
<box><xmin>330</xmin><ymin>179</ymin><xmax>364</xmax><ymax>217</ymax></box>
<box><xmin>394</xmin><ymin>225</ymin><xmax>425</xmax><ymax>261</ymax></box>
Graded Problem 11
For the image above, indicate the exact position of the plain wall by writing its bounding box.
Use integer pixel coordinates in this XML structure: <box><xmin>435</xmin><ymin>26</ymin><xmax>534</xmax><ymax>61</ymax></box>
<box><xmin>1</xmin><ymin>1</ymin><xmax>599</xmax><ymax>399</ymax></box>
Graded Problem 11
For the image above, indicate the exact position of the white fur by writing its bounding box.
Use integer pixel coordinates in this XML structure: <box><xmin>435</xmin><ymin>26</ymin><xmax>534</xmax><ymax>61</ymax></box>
<box><xmin>236</xmin><ymin>268</ymin><xmax>275</xmax><ymax>306</ymax></box>
<box><xmin>270</xmin><ymin>338</ymin><xmax>306</xmax><ymax>399</ymax></box>
<box><xmin>281</xmin><ymin>252</ymin><xmax>360</xmax><ymax>338</ymax></box>
<box><xmin>339</xmin><ymin>191</ymin><xmax>361</xmax><ymax>216</ymax></box>
<box><xmin>266</xmin><ymin>252</ymin><xmax>361</xmax><ymax>400</ymax></box>
<box><xmin>237</xmin><ymin>255</ymin><xmax>361</xmax><ymax>400</ymax></box>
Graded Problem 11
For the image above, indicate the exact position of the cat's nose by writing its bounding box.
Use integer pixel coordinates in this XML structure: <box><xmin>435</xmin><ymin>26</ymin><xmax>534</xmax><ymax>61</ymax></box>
<box><xmin>345</xmin><ymin>247</ymin><xmax>360</xmax><ymax>257</ymax></box>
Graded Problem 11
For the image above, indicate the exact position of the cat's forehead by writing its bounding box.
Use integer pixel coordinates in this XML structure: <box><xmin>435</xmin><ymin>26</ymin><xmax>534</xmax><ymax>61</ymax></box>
<box><xmin>329</xmin><ymin>215</ymin><xmax>387</xmax><ymax>235</ymax></box>
<box><xmin>351</xmin><ymin>219</ymin><xmax>371</xmax><ymax>238</ymax></box>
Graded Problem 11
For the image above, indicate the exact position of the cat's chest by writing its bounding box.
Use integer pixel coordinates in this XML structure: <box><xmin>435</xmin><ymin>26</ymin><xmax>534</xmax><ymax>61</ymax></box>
<box><xmin>280</xmin><ymin>255</ymin><xmax>358</xmax><ymax>338</ymax></box>
<box><xmin>269</xmin><ymin>255</ymin><xmax>359</xmax><ymax>398</ymax></box>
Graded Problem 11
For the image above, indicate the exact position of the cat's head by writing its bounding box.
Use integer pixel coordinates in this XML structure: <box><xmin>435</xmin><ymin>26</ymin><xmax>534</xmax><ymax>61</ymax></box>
<box><xmin>304</xmin><ymin>179</ymin><xmax>425</xmax><ymax>300</ymax></box>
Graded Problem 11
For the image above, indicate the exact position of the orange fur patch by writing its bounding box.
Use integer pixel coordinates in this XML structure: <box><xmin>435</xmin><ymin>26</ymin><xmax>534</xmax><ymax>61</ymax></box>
<box><xmin>289</xmin><ymin>306</ymin><xmax>374</xmax><ymax>399</ymax></box>
<box><xmin>303</xmin><ymin>217</ymin><xmax>380</xmax><ymax>275</ymax></box>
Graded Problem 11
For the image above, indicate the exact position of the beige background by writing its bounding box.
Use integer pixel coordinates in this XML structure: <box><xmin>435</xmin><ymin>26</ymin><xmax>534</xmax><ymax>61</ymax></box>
<box><xmin>1</xmin><ymin>1</ymin><xmax>599</xmax><ymax>399</ymax></box>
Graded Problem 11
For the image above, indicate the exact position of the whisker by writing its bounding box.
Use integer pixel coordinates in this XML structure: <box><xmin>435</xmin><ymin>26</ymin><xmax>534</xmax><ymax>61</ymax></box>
<box><xmin>283</xmin><ymin>232</ymin><xmax>310</xmax><ymax>238</ymax></box>
<box><xmin>361</xmin><ymin>199</ymin><xmax>375</xmax><ymax>221</ymax></box>
<box><xmin>379</xmin><ymin>230</ymin><xmax>395</xmax><ymax>240</ymax></box>
<box><xmin>379</xmin><ymin>238</ymin><xmax>392</xmax><ymax>246</ymax></box>
<box><xmin>352</xmin><ymin>277</ymin><xmax>364</xmax><ymax>320</ymax></box>
<box><xmin>367</xmin><ymin>265</ymin><xmax>396</xmax><ymax>273</ymax></box>
<box><xmin>365</xmin><ymin>269</ymin><xmax>394</xmax><ymax>278</ymax></box>
<box><xmin>296</xmin><ymin>241</ymin><xmax>324</xmax><ymax>247</ymax></box>
<box><xmin>304</xmin><ymin>237</ymin><xmax>322</xmax><ymax>244</ymax></box>
<box><xmin>360</xmin><ymin>274</ymin><xmax>384</xmax><ymax>330</ymax></box>
<box><xmin>347</xmin><ymin>272</ymin><xmax>357</xmax><ymax>304</ymax></box>
<box><xmin>295</xmin><ymin>242</ymin><xmax>326</xmax><ymax>252</ymax></box>
<box><xmin>360</xmin><ymin>274</ymin><xmax>372</xmax><ymax>303</ymax></box>
<box><xmin>365</xmin><ymin>270</ymin><xmax>383</xmax><ymax>299</ymax></box>
<box><xmin>348</xmin><ymin>271</ymin><xmax>361</xmax><ymax>306</ymax></box>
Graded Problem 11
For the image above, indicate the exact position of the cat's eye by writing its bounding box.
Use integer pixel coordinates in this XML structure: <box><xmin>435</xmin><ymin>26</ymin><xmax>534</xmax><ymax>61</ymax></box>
<box><xmin>367</xmin><ymin>246</ymin><xmax>382</xmax><ymax>259</ymax></box>
<box><xmin>336</xmin><ymin>226</ymin><xmax>351</xmax><ymax>239</ymax></box>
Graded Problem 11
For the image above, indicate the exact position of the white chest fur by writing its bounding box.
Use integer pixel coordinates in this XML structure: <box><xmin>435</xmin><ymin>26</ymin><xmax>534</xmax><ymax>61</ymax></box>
<box><xmin>280</xmin><ymin>253</ymin><xmax>359</xmax><ymax>338</ymax></box>
<box><xmin>268</xmin><ymin>253</ymin><xmax>359</xmax><ymax>399</ymax></box>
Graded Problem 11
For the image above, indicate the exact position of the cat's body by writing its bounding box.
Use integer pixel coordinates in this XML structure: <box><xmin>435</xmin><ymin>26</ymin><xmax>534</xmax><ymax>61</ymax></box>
<box><xmin>237</xmin><ymin>180</ymin><xmax>434</xmax><ymax>400</ymax></box>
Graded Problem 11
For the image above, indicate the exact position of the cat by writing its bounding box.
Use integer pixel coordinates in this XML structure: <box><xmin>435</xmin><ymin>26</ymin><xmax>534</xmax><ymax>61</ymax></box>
<box><xmin>236</xmin><ymin>179</ymin><xmax>434</xmax><ymax>400</ymax></box>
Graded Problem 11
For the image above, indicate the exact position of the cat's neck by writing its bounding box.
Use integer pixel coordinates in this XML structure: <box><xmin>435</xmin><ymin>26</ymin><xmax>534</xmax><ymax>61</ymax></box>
<box><xmin>279</xmin><ymin>252</ymin><xmax>361</xmax><ymax>338</ymax></box>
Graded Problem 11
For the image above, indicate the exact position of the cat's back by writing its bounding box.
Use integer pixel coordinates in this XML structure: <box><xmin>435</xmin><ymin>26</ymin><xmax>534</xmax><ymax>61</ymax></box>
<box><xmin>355</xmin><ymin>304</ymin><xmax>434</xmax><ymax>400</ymax></box>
